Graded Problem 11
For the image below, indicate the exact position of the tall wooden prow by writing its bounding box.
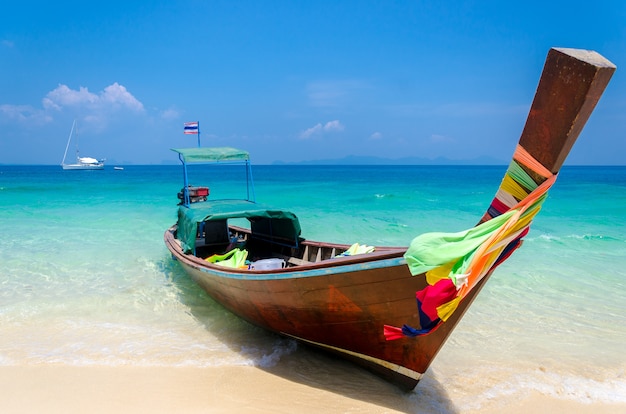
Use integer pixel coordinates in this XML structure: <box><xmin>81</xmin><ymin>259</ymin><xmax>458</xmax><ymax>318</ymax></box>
<box><xmin>480</xmin><ymin>48</ymin><xmax>616</xmax><ymax>224</ymax></box>
<box><xmin>522</xmin><ymin>48</ymin><xmax>616</xmax><ymax>174</ymax></box>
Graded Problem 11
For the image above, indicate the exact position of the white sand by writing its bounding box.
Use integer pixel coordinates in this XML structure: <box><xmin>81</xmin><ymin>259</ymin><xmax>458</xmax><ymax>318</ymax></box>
<box><xmin>1</xmin><ymin>365</ymin><xmax>625</xmax><ymax>414</ymax></box>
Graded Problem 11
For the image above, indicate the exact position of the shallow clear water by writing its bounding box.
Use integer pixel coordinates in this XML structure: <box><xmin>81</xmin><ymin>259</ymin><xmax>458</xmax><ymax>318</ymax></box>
<box><xmin>1</xmin><ymin>164</ymin><xmax>625</xmax><ymax>409</ymax></box>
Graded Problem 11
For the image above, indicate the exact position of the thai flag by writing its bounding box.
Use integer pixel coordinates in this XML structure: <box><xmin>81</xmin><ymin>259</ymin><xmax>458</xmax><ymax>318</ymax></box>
<box><xmin>184</xmin><ymin>122</ymin><xmax>199</xmax><ymax>135</ymax></box>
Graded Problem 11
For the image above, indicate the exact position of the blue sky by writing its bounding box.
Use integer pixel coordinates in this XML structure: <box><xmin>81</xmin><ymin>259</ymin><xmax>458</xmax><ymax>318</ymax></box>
<box><xmin>1</xmin><ymin>1</ymin><xmax>624</xmax><ymax>165</ymax></box>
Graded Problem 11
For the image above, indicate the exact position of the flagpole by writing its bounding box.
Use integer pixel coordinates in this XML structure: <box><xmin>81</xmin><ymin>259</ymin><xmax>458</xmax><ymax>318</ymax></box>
<box><xmin>197</xmin><ymin>121</ymin><xmax>201</xmax><ymax>147</ymax></box>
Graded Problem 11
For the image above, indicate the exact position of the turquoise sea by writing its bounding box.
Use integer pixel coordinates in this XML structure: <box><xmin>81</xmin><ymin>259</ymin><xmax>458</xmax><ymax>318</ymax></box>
<box><xmin>1</xmin><ymin>164</ymin><xmax>625</xmax><ymax>411</ymax></box>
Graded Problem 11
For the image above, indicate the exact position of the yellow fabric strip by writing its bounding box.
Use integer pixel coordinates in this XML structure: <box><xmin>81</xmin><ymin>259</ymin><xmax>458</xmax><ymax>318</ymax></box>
<box><xmin>507</xmin><ymin>160</ymin><xmax>539</xmax><ymax>191</ymax></box>
<box><xmin>426</xmin><ymin>260</ymin><xmax>456</xmax><ymax>285</ymax></box>
<box><xmin>500</xmin><ymin>174</ymin><xmax>529</xmax><ymax>201</ymax></box>
<box><xmin>436</xmin><ymin>296</ymin><xmax>461</xmax><ymax>322</ymax></box>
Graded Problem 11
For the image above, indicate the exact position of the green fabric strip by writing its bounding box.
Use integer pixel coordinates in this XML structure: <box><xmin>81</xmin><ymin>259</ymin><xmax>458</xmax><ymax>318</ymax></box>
<box><xmin>507</xmin><ymin>160</ymin><xmax>539</xmax><ymax>191</ymax></box>
<box><xmin>403</xmin><ymin>210</ymin><xmax>516</xmax><ymax>276</ymax></box>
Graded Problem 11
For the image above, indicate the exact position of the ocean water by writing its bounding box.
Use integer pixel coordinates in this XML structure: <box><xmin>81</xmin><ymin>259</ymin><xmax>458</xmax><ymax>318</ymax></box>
<box><xmin>1</xmin><ymin>164</ymin><xmax>625</xmax><ymax>411</ymax></box>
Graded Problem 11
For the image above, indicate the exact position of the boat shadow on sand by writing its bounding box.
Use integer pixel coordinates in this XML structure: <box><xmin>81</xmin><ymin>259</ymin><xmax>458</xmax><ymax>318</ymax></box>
<box><xmin>165</xmin><ymin>259</ymin><xmax>459</xmax><ymax>414</ymax></box>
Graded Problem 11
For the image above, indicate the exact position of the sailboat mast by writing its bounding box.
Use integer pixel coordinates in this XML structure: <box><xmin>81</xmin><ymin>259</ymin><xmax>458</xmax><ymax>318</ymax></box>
<box><xmin>61</xmin><ymin>120</ymin><xmax>76</xmax><ymax>165</ymax></box>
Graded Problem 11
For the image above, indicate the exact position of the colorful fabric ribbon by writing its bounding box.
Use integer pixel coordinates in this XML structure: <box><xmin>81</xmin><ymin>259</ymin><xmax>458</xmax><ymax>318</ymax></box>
<box><xmin>384</xmin><ymin>145</ymin><xmax>556</xmax><ymax>340</ymax></box>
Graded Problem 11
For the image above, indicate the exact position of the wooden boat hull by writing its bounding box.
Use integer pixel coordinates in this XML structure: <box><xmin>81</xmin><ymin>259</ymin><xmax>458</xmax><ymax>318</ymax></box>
<box><xmin>164</xmin><ymin>48</ymin><xmax>616</xmax><ymax>389</ymax></box>
<box><xmin>166</xmin><ymin>229</ymin><xmax>498</xmax><ymax>389</ymax></box>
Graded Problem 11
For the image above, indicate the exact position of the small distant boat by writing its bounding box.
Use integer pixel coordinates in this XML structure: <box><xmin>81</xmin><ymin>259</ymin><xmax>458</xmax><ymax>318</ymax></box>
<box><xmin>164</xmin><ymin>48</ymin><xmax>615</xmax><ymax>390</ymax></box>
<box><xmin>61</xmin><ymin>120</ymin><xmax>104</xmax><ymax>170</ymax></box>
<box><xmin>114</xmin><ymin>166</ymin><xmax>124</xmax><ymax>170</ymax></box>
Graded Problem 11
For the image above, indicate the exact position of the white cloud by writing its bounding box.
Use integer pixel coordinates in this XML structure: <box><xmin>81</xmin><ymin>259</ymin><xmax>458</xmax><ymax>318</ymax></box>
<box><xmin>0</xmin><ymin>104</ymin><xmax>33</xmax><ymax>121</ymax></box>
<box><xmin>42</xmin><ymin>83</ymin><xmax>144</xmax><ymax>112</ymax></box>
<box><xmin>160</xmin><ymin>108</ymin><xmax>179</xmax><ymax>120</ymax></box>
<box><xmin>1</xmin><ymin>83</ymin><xmax>144</xmax><ymax>126</ymax></box>
<box><xmin>299</xmin><ymin>120</ymin><xmax>345</xmax><ymax>139</ymax></box>
<box><xmin>0</xmin><ymin>104</ymin><xmax>51</xmax><ymax>124</ymax></box>
<box><xmin>323</xmin><ymin>120</ymin><xmax>344</xmax><ymax>132</ymax></box>
<box><xmin>370</xmin><ymin>132</ymin><xmax>382</xmax><ymax>140</ymax></box>
<box><xmin>299</xmin><ymin>123</ymin><xmax>323</xmax><ymax>139</ymax></box>
<box><xmin>101</xmin><ymin>83</ymin><xmax>144</xmax><ymax>111</ymax></box>
<box><xmin>42</xmin><ymin>85</ymin><xmax>96</xmax><ymax>110</ymax></box>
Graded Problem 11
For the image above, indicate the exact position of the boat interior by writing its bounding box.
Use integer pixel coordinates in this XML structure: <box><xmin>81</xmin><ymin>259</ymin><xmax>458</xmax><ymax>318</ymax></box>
<box><xmin>189</xmin><ymin>220</ymin><xmax>350</xmax><ymax>268</ymax></box>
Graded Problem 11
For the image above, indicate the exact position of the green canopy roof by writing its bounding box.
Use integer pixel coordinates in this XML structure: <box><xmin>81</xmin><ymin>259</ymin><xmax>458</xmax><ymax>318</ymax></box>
<box><xmin>171</xmin><ymin>147</ymin><xmax>250</xmax><ymax>163</ymax></box>
<box><xmin>177</xmin><ymin>200</ymin><xmax>302</xmax><ymax>253</ymax></box>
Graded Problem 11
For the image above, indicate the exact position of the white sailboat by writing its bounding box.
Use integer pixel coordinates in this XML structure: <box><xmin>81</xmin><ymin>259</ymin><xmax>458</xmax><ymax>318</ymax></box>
<box><xmin>61</xmin><ymin>120</ymin><xmax>105</xmax><ymax>170</ymax></box>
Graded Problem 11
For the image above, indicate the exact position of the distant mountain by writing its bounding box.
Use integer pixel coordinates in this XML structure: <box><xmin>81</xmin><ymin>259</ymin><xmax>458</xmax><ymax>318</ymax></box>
<box><xmin>271</xmin><ymin>155</ymin><xmax>506</xmax><ymax>165</ymax></box>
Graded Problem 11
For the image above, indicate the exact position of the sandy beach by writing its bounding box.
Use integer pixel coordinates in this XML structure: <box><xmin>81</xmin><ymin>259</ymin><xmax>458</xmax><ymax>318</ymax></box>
<box><xmin>1</xmin><ymin>365</ymin><xmax>624</xmax><ymax>414</ymax></box>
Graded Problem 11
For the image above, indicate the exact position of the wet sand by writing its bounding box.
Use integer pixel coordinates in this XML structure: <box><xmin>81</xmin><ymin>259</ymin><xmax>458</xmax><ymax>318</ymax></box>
<box><xmin>1</xmin><ymin>365</ymin><xmax>624</xmax><ymax>414</ymax></box>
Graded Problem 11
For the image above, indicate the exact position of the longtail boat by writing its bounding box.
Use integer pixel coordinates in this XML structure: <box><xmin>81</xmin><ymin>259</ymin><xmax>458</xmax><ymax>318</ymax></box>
<box><xmin>164</xmin><ymin>48</ymin><xmax>615</xmax><ymax>390</ymax></box>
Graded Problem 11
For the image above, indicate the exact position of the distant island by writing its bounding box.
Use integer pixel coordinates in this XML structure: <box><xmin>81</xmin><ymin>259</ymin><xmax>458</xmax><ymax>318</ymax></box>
<box><xmin>270</xmin><ymin>154</ymin><xmax>507</xmax><ymax>166</ymax></box>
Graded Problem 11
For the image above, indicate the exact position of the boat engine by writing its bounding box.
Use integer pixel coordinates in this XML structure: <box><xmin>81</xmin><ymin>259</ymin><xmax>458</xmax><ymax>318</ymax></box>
<box><xmin>178</xmin><ymin>186</ymin><xmax>209</xmax><ymax>204</ymax></box>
